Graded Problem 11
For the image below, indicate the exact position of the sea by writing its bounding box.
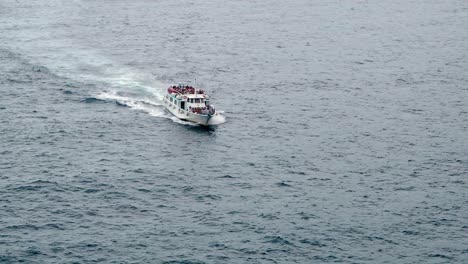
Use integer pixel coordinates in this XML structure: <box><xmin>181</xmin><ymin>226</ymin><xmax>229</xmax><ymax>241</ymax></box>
<box><xmin>0</xmin><ymin>0</ymin><xmax>467</xmax><ymax>263</ymax></box>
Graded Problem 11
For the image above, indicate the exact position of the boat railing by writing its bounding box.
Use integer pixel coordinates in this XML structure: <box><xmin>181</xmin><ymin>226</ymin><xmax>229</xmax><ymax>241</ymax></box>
<box><xmin>168</xmin><ymin>85</ymin><xmax>205</xmax><ymax>96</ymax></box>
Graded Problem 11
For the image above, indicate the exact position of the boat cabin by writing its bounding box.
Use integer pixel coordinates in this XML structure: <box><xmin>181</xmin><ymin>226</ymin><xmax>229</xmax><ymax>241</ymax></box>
<box><xmin>166</xmin><ymin>93</ymin><xmax>209</xmax><ymax>109</ymax></box>
<box><xmin>165</xmin><ymin>85</ymin><xmax>215</xmax><ymax>116</ymax></box>
<box><xmin>163</xmin><ymin>84</ymin><xmax>217</xmax><ymax>124</ymax></box>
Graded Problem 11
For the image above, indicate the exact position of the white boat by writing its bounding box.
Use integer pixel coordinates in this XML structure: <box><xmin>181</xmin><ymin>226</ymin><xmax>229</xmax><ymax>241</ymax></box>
<box><xmin>162</xmin><ymin>85</ymin><xmax>218</xmax><ymax>126</ymax></box>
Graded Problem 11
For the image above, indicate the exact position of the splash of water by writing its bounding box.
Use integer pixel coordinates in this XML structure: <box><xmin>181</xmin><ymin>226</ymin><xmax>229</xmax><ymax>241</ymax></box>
<box><xmin>208</xmin><ymin>111</ymin><xmax>226</xmax><ymax>125</ymax></box>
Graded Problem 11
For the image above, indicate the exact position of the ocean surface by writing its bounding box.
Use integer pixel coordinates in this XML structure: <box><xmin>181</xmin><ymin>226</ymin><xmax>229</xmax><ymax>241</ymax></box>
<box><xmin>1</xmin><ymin>0</ymin><xmax>467</xmax><ymax>263</ymax></box>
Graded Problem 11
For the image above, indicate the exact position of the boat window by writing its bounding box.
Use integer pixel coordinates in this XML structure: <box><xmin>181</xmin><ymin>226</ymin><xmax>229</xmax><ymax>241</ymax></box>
<box><xmin>195</xmin><ymin>98</ymin><xmax>200</xmax><ymax>103</ymax></box>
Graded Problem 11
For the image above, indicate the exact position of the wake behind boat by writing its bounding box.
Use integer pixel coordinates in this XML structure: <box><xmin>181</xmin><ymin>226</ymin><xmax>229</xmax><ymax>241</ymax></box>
<box><xmin>163</xmin><ymin>84</ymin><xmax>218</xmax><ymax>126</ymax></box>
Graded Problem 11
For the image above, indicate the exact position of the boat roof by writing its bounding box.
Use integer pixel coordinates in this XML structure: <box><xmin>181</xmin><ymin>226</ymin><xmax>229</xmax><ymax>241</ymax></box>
<box><xmin>167</xmin><ymin>85</ymin><xmax>210</xmax><ymax>100</ymax></box>
<box><xmin>184</xmin><ymin>94</ymin><xmax>206</xmax><ymax>98</ymax></box>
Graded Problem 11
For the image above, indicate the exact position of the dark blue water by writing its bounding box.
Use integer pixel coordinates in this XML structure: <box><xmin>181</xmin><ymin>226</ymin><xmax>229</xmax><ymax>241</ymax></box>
<box><xmin>1</xmin><ymin>0</ymin><xmax>467</xmax><ymax>263</ymax></box>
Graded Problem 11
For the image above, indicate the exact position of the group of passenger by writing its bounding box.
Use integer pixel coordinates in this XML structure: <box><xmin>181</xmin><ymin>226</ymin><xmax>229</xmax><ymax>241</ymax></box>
<box><xmin>168</xmin><ymin>84</ymin><xmax>204</xmax><ymax>95</ymax></box>
<box><xmin>189</xmin><ymin>105</ymin><xmax>215</xmax><ymax>115</ymax></box>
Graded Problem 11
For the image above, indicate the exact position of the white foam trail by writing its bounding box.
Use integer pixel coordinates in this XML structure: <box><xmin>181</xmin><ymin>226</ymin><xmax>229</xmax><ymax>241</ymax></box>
<box><xmin>96</xmin><ymin>90</ymin><xmax>165</xmax><ymax>117</ymax></box>
<box><xmin>107</xmin><ymin>74</ymin><xmax>166</xmax><ymax>101</ymax></box>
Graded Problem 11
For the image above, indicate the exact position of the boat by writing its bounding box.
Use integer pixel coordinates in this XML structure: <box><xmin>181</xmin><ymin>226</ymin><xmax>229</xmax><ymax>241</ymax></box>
<box><xmin>163</xmin><ymin>84</ymin><xmax>218</xmax><ymax>126</ymax></box>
